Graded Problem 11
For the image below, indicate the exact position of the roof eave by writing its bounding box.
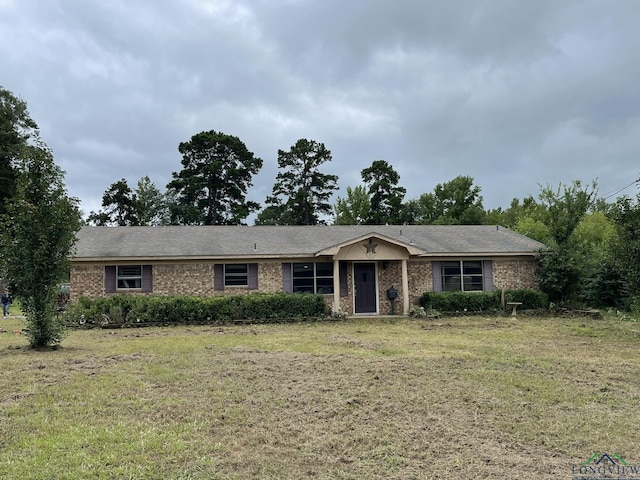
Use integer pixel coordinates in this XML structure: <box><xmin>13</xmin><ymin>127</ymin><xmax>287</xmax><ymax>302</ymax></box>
<box><xmin>418</xmin><ymin>251</ymin><xmax>540</xmax><ymax>258</ymax></box>
<box><xmin>71</xmin><ymin>253</ymin><xmax>331</xmax><ymax>263</ymax></box>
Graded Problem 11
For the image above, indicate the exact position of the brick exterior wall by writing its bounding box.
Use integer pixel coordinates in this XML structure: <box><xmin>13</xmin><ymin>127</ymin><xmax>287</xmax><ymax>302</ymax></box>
<box><xmin>377</xmin><ymin>262</ymin><xmax>401</xmax><ymax>315</ymax></box>
<box><xmin>492</xmin><ymin>257</ymin><xmax>538</xmax><ymax>290</ymax></box>
<box><xmin>70</xmin><ymin>261</ymin><xmax>287</xmax><ymax>302</ymax></box>
<box><xmin>70</xmin><ymin>265</ymin><xmax>104</xmax><ymax>300</ymax></box>
<box><xmin>153</xmin><ymin>263</ymin><xmax>215</xmax><ymax>296</ymax></box>
<box><xmin>70</xmin><ymin>257</ymin><xmax>539</xmax><ymax>313</ymax></box>
<box><xmin>407</xmin><ymin>261</ymin><xmax>433</xmax><ymax>306</ymax></box>
<box><xmin>256</xmin><ymin>262</ymin><xmax>284</xmax><ymax>294</ymax></box>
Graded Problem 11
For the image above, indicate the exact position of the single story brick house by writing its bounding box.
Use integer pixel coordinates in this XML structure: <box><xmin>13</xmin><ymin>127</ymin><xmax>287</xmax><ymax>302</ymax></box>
<box><xmin>70</xmin><ymin>225</ymin><xmax>545</xmax><ymax>315</ymax></box>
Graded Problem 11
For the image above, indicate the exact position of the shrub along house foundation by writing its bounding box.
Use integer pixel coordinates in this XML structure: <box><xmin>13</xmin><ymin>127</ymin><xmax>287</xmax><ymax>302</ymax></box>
<box><xmin>70</xmin><ymin>225</ymin><xmax>545</xmax><ymax>315</ymax></box>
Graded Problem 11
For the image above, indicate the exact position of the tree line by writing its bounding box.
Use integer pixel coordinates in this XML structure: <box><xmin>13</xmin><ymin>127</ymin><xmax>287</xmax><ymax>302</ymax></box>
<box><xmin>84</xmin><ymin>131</ymin><xmax>497</xmax><ymax>227</ymax></box>
<box><xmin>87</xmin><ymin>129</ymin><xmax>640</xmax><ymax>312</ymax></box>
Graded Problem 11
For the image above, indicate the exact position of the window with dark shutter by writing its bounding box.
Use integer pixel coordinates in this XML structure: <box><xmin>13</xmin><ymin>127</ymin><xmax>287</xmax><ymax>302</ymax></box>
<box><xmin>248</xmin><ymin>263</ymin><xmax>258</xmax><ymax>290</ymax></box>
<box><xmin>432</xmin><ymin>262</ymin><xmax>442</xmax><ymax>292</ymax></box>
<box><xmin>107</xmin><ymin>265</ymin><xmax>152</xmax><ymax>292</ymax></box>
<box><xmin>214</xmin><ymin>264</ymin><xmax>224</xmax><ymax>290</ymax></box>
<box><xmin>483</xmin><ymin>260</ymin><xmax>494</xmax><ymax>292</ymax></box>
<box><xmin>142</xmin><ymin>265</ymin><xmax>153</xmax><ymax>293</ymax></box>
<box><xmin>282</xmin><ymin>263</ymin><xmax>292</xmax><ymax>293</ymax></box>
<box><xmin>105</xmin><ymin>266</ymin><xmax>116</xmax><ymax>293</ymax></box>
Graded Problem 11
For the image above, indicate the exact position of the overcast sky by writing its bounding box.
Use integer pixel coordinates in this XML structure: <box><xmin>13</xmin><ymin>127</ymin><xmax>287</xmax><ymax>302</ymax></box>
<box><xmin>2</xmin><ymin>0</ymin><xmax>639</xmax><ymax>220</ymax></box>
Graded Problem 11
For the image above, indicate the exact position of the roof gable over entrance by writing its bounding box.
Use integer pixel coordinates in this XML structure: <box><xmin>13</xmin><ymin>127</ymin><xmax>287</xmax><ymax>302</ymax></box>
<box><xmin>316</xmin><ymin>233</ymin><xmax>425</xmax><ymax>260</ymax></box>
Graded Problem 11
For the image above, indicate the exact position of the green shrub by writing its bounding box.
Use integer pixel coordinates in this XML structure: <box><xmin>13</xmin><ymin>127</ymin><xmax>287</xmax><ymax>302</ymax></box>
<box><xmin>504</xmin><ymin>289</ymin><xmax>549</xmax><ymax>310</ymax></box>
<box><xmin>419</xmin><ymin>289</ymin><xmax>547</xmax><ymax>313</ymax></box>
<box><xmin>63</xmin><ymin>293</ymin><xmax>327</xmax><ymax>328</ymax></box>
<box><xmin>419</xmin><ymin>291</ymin><xmax>500</xmax><ymax>313</ymax></box>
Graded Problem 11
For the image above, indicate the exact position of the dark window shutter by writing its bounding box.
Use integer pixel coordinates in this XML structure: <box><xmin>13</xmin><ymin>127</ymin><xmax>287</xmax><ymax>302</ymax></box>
<box><xmin>248</xmin><ymin>263</ymin><xmax>258</xmax><ymax>290</ymax></box>
<box><xmin>142</xmin><ymin>265</ymin><xmax>153</xmax><ymax>292</ymax></box>
<box><xmin>214</xmin><ymin>264</ymin><xmax>224</xmax><ymax>291</ymax></box>
<box><xmin>105</xmin><ymin>266</ymin><xmax>116</xmax><ymax>293</ymax></box>
<box><xmin>339</xmin><ymin>261</ymin><xmax>348</xmax><ymax>297</ymax></box>
<box><xmin>432</xmin><ymin>261</ymin><xmax>442</xmax><ymax>292</ymax></box>
<box><xmin>483</xmin><ymin>260</ymin><xmax>494</xmax><ymax>292</ymax></box>
<box><xmin>282</xmin><ymin>263</ymin><xmax>292</xmax><ymax>293</ymax></box>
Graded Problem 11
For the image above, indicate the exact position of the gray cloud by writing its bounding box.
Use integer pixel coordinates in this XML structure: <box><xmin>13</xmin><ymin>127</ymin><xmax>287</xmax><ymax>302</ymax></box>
<box><xmin>1</xmin><ymin>0</ymin><xmax>639</xmax><ymax>217</ymax></box>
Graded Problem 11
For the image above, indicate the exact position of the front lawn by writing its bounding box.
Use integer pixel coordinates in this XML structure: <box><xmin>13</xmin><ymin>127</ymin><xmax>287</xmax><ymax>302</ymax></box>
<box><xmin>1</xmin><ymin>315</ymin><xmax>639</xmax><ymax>479</ymax></box>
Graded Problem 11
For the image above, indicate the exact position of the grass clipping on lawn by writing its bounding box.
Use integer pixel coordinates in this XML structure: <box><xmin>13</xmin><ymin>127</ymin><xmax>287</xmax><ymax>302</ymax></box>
<box><xmin>1</xmin><ymin>316</ymin><xmax>639</xmax><ymax>479</ymax></box>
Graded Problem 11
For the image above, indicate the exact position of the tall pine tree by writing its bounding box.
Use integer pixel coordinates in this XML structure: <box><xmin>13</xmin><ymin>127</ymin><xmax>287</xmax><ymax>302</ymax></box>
<box><xmin>258</xmin><ymin>138</ymin><xmax>338</xmax><ymax>225</ymax></box>
<box><xmin>167</xmin><ymin>130</ymin><xmax>262</xmax><ymax>225</ymax></box>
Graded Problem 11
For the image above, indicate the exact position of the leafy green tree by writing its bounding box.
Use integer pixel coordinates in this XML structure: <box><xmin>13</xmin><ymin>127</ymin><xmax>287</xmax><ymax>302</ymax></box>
<box><xmin>0</xmin><ymin>86</ymin><xmax>40</xmax><ymax>215</ymax></box>
<box><xmin>485</xmin><ymin>196</ymin><xmax>540</xmax><ymax>229</ymax></box>
<box><xmin>134</xmin><ymin>176</ymin><xmax>168</xmax><ymax>226</ymax></box>
<box><xmin>167</xmin><ymin>130</ymin><xmax>263</xmax><ymax>225</ymax></box>
<box><xmin>360</xmin><ymin>160</ymin><xmax>406</xmax><ymax>224</ymax></box>
<box><xmin>87</xmin><ymin>179</ymin><xmax>139</xmax><ymax>226</ymax></box>
<box><xmin>572</xmin><ymin>212</ymin><xmax>617</xmax><ymax>261</ymax></box>
<box><xmin>333</xmin><ymin>185</ymin><xmax>371</xmax><ymax>225</ymax></box>
<box><xmin>609</xmin><ymin>191</ymin><xmax>640</xmax><ymax>308</ymax></box>
<box><xmin>581</xmin><ymin>260</ymin><xmax>628</xmax><ymax>309</ymax></box>
<box><xmin>160</xmin><ymin>189</ymin><xmax>181</xmax><ymax>226</ymax></box>
<box><xmin>514</xmin><ymin>216</ymin><xmax>552</xmax><ymax>244</ymax></box>
<box><xmin>432</xmin><ymin>175</ymin><xmax>485</xmax><ymax>224</ymax></box>
<box><xmin>574</xmin><ymin>212</ymin><xmax>621</xmax><ymax>307</ymax></box>
<box><xmin>536</xmin><ymin>244</ymin><xmax>582</xmax><ymax>305</ymax></box>
<box><xmin>547</xmin><ymin>211</ymin><xmax>617</xmax><ymax>308</ymax></box>
<box><xmin>87</xmin><ymin>176</ymin><xmax>170</xmax><ymax>226</ymax></box>
<box><xmin>400</xmin><ymin>192</ymin><xmax>437</xmax><ymax>225</ymax></box>
<box><xmin>534</xmin><ymin>180</ymin><xmax>598</xmax><ymax>304</ymax></box>
<box><xmin>403</xmin><ymin>176</ymin><xmax>485</xmax><ymax>225</ymax></box>
<box><xmin>538</xmin><ymin>180</ymin><xmax>598</xmax><ymax>245</ymax></box>
<box><xmin>254</xmin><ymin>205</ymin><xmax>286</xmax><ymax>226</ymax></box>
<box><xmin>261</xmin><ymin>138</ymin><xmax>338</xmax><ymax>225</ymax></box>
<box><xmin>0</xmin><ymin>142</ymin><xmax>81</xmax><ymax>348</ymax></box>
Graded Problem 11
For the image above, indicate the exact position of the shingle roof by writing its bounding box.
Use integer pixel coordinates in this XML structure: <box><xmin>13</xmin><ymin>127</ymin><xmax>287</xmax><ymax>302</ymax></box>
<box><xmin>73</xmin><ymin>225</ymin><xmax>545</xmax><ymax>261</ymax></box>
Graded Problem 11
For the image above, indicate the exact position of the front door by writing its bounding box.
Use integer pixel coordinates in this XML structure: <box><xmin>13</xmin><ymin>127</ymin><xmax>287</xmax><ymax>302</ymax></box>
<box><xmin>354</xmin><ymin>263</ymin><xmax>377</xmax><ymax>314</ymax></box>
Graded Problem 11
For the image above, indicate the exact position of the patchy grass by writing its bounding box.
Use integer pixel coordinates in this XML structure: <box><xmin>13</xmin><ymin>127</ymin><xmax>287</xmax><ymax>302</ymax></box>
<box><xmin>1</xmin><ymin>315</ymin><xmax>640</xmax><ymax>479</ymax></box>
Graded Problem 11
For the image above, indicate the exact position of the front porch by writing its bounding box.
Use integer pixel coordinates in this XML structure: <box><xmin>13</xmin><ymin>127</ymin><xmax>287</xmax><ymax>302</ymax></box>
<box><xmin>321</xmin><ymin>234</ymin><xmax>424</xmax><ymax>316</ymax></box>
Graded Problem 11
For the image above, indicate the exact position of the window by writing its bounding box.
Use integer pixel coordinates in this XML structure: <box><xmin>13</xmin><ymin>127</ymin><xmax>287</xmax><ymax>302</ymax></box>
<box><xmin>106</xmin><ymin>265</ymin><xmax>152</xmax><ymax>293</ymax></box>
<box><xmin>117</xmin><ymin>265</ymin><xmax>142</xmax><ymax>289</ymax></box>
<box><xmin>441</xmin><ymin>261</ymin><xmax>484</xmax><ymax>292</ymax></box>
<box><xmin>224</xmin><ymin>264</ymin><xmax>248</xmax><ymax>287</ymax></box>
<box><xmin>214</xmin><ymin>264</ymin><xmax>258</xmax><ymax>290</ymax></box>
<box><xmin>292</xmin><ymin>262</ymin><xmax>334</xmax><ymax>294</ymax></box>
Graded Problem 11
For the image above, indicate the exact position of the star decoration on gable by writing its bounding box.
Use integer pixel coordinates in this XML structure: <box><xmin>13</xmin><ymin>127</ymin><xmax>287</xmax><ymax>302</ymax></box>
<box><xmin>364</xmin><ymin>239</ymin><xmax>378</xmax><ymax>254</ymax></box>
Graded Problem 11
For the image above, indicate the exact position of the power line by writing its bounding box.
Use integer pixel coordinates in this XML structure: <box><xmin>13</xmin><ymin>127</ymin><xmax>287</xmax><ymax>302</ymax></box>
<box><xmin>601</xmin><ymin>175</ymin><xmax>640</xmax><ymax>201</ymax></box>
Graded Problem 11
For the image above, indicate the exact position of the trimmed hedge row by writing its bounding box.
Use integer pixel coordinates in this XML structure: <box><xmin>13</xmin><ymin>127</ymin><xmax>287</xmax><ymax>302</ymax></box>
<box><xmin>419</xmin><ymin>289</ymin><xmax>548</xmax><ymax>313</ymax></box>
<box><xmin>63</xmin><ymin>293</ymin><xmax>328</xmax><ymax>328</ymax></box>
<box><xmin>63</xmin><ymin>289</ymin><xmax>547</xmax><ymax>327</ymax></box>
